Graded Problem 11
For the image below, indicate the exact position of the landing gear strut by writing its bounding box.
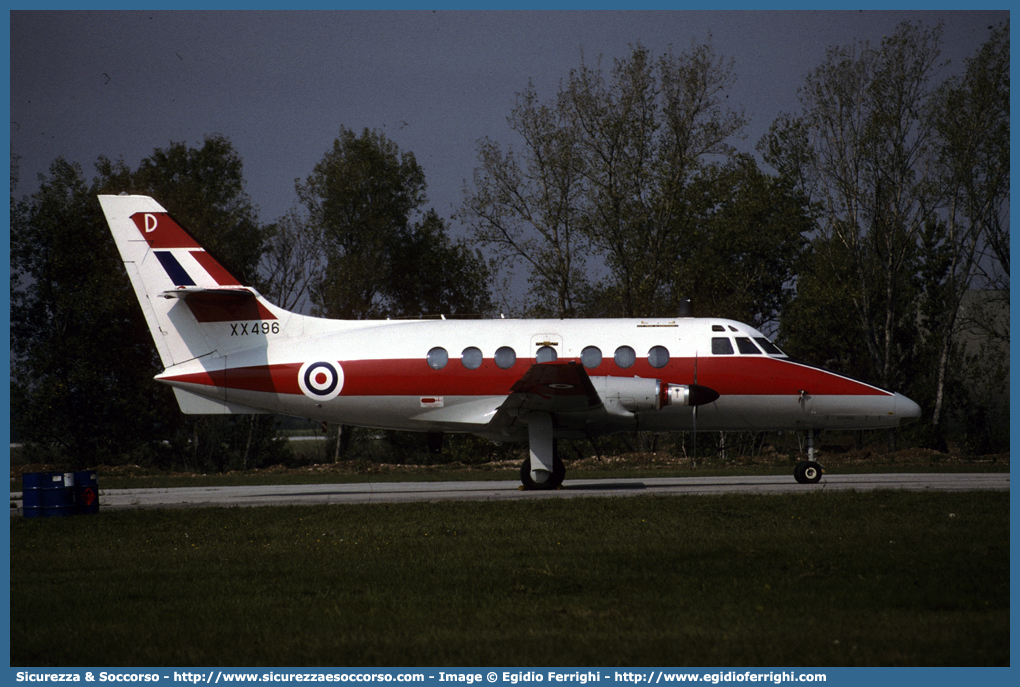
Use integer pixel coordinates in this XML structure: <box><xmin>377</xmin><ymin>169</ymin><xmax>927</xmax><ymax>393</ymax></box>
<box><xmin>520</xmin><ymin>412</ymin><xmax>566</xmax><ymax>490</ymax></box>
<box><xmin>794</xmin><ymin>429</ymin><xmax>822</xmax><ymax>484</ymax></box>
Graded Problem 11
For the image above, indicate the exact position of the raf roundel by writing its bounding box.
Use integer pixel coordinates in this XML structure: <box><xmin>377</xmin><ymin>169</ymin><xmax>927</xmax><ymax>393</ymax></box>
<box><xmin>298</xmin><ymin>361</ymin><xmax>344</xmax><ymax>401</ymax></box>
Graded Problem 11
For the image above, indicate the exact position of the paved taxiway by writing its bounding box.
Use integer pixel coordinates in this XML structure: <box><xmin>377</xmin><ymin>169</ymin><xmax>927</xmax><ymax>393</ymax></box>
<box><xmin>87</xmin><ymin>473</ymin><xmax>1007</xmax><ymax>510</ymax></box>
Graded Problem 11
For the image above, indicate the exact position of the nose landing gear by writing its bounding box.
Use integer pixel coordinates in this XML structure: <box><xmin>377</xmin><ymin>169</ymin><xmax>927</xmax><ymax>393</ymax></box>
<box><xmin>794</xmin><ymin>429</ymin><xmax>823</xmax><ymax>484</ymax></box>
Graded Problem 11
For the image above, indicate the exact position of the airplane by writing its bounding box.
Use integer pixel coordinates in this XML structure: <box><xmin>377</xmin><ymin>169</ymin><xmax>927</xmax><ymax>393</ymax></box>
<box><xmin>99</xmin><ymin>193</ymin><xmax>923</xmax><ymax>490</ymax></box>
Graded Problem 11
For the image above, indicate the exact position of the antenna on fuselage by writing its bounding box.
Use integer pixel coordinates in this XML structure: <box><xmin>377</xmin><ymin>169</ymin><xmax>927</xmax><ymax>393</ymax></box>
<box><xmin>678</xmin><ymin>297</ymin><xmax>694</xmax><ymax>318</ymax></box>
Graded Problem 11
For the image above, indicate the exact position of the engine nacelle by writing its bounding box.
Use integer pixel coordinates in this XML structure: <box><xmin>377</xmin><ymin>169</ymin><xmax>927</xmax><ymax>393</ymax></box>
<box><xmin>590</xmin><ymin>376</ymin><xmax>664</xmax><ymax>414</ymax></box>
<box><xmin>590</xmin><ymin>377</ymin><xmax>720</xmax><ymax>414</ymax></box>
<box><xmin>664</xmin><ymin>383</ymin><xmax>720</xmax><ymax>407</ymax></box>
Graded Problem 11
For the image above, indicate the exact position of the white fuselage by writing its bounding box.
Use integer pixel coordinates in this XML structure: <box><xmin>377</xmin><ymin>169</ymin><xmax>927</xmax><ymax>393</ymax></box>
<box><xmin>158</xmin><ymin>314</ymin><xmax>921</xmax><ymax>442</ymax></box>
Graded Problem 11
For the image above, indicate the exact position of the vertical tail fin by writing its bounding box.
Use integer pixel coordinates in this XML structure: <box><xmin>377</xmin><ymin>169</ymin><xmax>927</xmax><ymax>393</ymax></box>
<box><xmin>99</xmin><ymin>194</ymin><xmax>284</xmax><ymax>369</ymax></box>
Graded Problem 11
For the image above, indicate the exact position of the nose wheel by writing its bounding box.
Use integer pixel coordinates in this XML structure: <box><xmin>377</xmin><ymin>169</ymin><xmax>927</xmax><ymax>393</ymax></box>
<box><xmin>794</xmin><ymin>460</ymin><xmax>823</xmax><ymax>484</ymax></box>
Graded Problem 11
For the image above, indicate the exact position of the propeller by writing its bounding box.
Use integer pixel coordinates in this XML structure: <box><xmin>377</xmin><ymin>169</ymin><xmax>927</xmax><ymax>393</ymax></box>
<box><xmin>692</xmin><ymin>352</ymin><xmax>699</xmax><ymax>468</ymax></box>
<box><xmin>685</xmin><ymin>352</ymin><xmax>721</xmax><ymax>468</ymax></box>
<box><xmin>660</xmin><ymin>351</ymin><xmax>717</xmax><ymax>467</ymax></box>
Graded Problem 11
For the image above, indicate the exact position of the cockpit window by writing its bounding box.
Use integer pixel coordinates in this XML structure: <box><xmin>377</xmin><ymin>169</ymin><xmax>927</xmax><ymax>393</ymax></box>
<box><xmin>754</xmin><ymin>337</ymin><xmax>786</xmax><ymax>356</ymax></box>
<box><xmin>735</xmin><ymin>337</ymin><xmax>762</xmax><ymax>354</ymax></box>
<box><xmin>711</xmin><ymin>337</ymin><xmax>734</xmax><ymax>355</ymax></box>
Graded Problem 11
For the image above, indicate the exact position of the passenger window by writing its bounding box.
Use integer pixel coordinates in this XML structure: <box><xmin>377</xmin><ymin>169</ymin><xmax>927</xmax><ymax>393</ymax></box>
<box><xmin>735</xmin><ymin>337</ymin><xmax>762</xmax><ymax>354</ymax></box>
<box><xmin>648</xmin><ymin>345</ymin><xmax>670</xmax><ymax>369</ymax></box>
<box><xmin>461</xmin><ymin>347</ymin><xmax>483</xmax><ymax>370</ymax></box>
<box><xmin>614</xmin><ymin>345</ymin><xmax>636</xmax><ymax>369</ymax></box>
<box><xmin>536</xmin><ymin>345</ymin><xmax>557</xmax><ymax>363</ymax></box>
<box><xmin>755</xmin><ymin>337</ymin><xmax>785</xmax><ymax>356</ymax></box>
<box><xmin>580</xmin><ymin>346</ymin><xmax>602</xmax><ymax>369</ymax></box>
<box><xmin>494</xmin><ymin>346</ymin><xmax>516</xmax><ymax>369</ymax></box>
<box><xmin>427</xmin><ymin>347</ymin><xmax>448</xmax><ymax>370</ymax></box>
<box><xmin>711</xmin><ymin>337</ymin><xmax>734</xmax><ymax>355</ymax></box>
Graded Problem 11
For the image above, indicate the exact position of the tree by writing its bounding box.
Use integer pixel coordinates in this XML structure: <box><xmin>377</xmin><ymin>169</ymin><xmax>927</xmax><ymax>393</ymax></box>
<box><xmin>764</xmin><ymin>21</ymin><xmax>1010</xmax><ymax>451</ymax></box>
<box><xmin>298</xmin><ymin>127</ymin><xmax>426</xmax><ymax>319</ymax></box>
<box><xmin>571</xmin><ymin>43</ymin><xmax>748</xmax><ymax>317</ymax></box>
<box><xmin>761</xmin><ymin>22</ymin><xmax>944</xmax><ymax>398</ymax></box>
<box><xmin>299</xmin><ymin>126</ymin><xmax>491</xmax><ymax>319</ymax></box>
<box><xmin>463</xmin><ymin>85</ymin><xmax>589</xmax><ymax>317</ymax></box>
<box><xmin>924</xmin><ymin>22</ymin><xmax>1009</xmax><ymax>429</ymax></box>
<box><xmin>11</xmin><ymin>159</ymin><xmax>173</xmax><ymax>466</ymax></box>
<box><xmin>463</xmin><ymin>42</ymin><xmax>750</xmax><ymax>318</ymax></box>
<box><xmin>673</xmin><ymin>155</ymin><xmax>811</xmax><ymax>332</ymax></box>
<box><xmin>12</xmin><ymin>136</ymin><xmax>286</xmax><ymax>470</ymax></box>
<box><xmin>259</xmin><ymin>206</ymin><xmax>324</xmax><ymax>312</ymax></box>
<box><xmin>386</xmin><ymin>209</ymin><xmax>493</xmax><ymax>318</ymax></box>
<box><xmin>295</xmin><ymin>126</ymin><xmax>493</xmax><ymax>460</ymax></box>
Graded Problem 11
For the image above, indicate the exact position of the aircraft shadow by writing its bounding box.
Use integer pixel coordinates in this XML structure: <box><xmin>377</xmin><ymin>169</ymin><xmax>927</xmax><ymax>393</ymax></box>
<box><xmin>561</xmin><ymin>482</ymin><xmax>647</xmax><ymax>491</ymax></box>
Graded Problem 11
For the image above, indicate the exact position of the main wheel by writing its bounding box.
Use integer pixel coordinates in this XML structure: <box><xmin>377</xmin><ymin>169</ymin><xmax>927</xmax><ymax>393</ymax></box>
<box><xmin>794</xmin><ymin>460</ymin><xmax>823</xmax><ymax>484</ymax></box>
<box><xmin>520</xmin><ymin>455</ymin><xmax>566</xmax><ymax>490</ymax></box>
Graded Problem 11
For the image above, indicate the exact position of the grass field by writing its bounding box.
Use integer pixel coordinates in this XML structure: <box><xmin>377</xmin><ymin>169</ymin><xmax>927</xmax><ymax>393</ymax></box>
<box><xmin>10</xmin><ymin>490</ymin><xmax>1008</xmax><ymax>667</ymax></box>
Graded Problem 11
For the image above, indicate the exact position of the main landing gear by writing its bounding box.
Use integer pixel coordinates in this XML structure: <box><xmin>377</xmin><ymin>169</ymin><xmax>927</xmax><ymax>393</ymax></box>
<box><xmin>794</xmin><ymin>429</ymin><xmax>823</xmax><ymax>484</ymax></box>
<box><xmin>520</xmin><ymin>412</ymin><xmax>566</xmax><ymax>490</ymax></box>
<box><xmin>520</xmin><ymin>453</ymin><xmax>565</xmax><ymax>490</ymax></box>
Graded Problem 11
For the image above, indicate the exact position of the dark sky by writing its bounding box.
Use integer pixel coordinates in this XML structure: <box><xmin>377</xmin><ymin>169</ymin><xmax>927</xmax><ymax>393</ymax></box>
<box><xmin>11</xmin><ymin>10</ymin><xmax>1007</xmax><ymax>237</ymax></box>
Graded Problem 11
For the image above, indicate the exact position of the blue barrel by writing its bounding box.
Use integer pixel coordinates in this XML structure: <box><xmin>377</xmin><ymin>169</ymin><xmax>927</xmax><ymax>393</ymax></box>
<box><xmin>22</xmin><ymin>472</ymin><xmax>75</xmax><ymax>518</ymax></box>
<box><xmin>73</xmin><ymin>470</ymin><xmax>100</xmax><ymax>515</ymax></box>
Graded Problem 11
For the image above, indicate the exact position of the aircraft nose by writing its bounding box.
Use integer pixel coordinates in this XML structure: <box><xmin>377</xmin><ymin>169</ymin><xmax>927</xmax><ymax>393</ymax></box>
<box><xmin>895</xmin><ymin>393</ymin><xmax>922</xmax><ymax>425</ymax></box>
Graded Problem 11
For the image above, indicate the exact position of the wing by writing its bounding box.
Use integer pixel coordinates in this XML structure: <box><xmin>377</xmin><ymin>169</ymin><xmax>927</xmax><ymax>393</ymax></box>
<box><xmin>410</xmin><ymin>362</ymin><xmax>603</xmax><ymax>433</ymax></box>
<box><xmin>500</xmin><ymin>361</ymin><xmax>603</xmax><ymax>415</ymax></box>
<box><xmin>478</xmin><ymin>361</ymin><xmax>603</xmax><ymax>439</ymax></box>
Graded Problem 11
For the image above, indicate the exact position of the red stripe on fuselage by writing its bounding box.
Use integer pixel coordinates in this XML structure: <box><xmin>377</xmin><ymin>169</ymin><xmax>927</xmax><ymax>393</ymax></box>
<box><xmin>163</xmin><ymin>369</ymin><xmax>223</xmax><ymax>388</ymax></box>
<box><xmin>161</xmin><ymin>356</ymin><xmax>889</xmax><ymax>398</ymax></box>
<box><xmin>161</xmin><ymin>364</ymin><xmax>302</xmax><ymax>394</ymax></box>
<box><xmin>225</xmin><ymin>363</ymin><xmax>303</xmax><ymax>394</ymax></box>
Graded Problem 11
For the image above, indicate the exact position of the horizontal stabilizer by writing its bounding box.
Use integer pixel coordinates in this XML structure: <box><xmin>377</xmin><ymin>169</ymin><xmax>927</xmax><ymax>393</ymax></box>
<box><xmin>159</xmin><ymin>286</ymin><xmax>277</xmax><ymax>323</ymax></box>
<box><xmin>159</xmin><ymin>286</ymin><xmax>255</xmax><ymax>299</ymax></box>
